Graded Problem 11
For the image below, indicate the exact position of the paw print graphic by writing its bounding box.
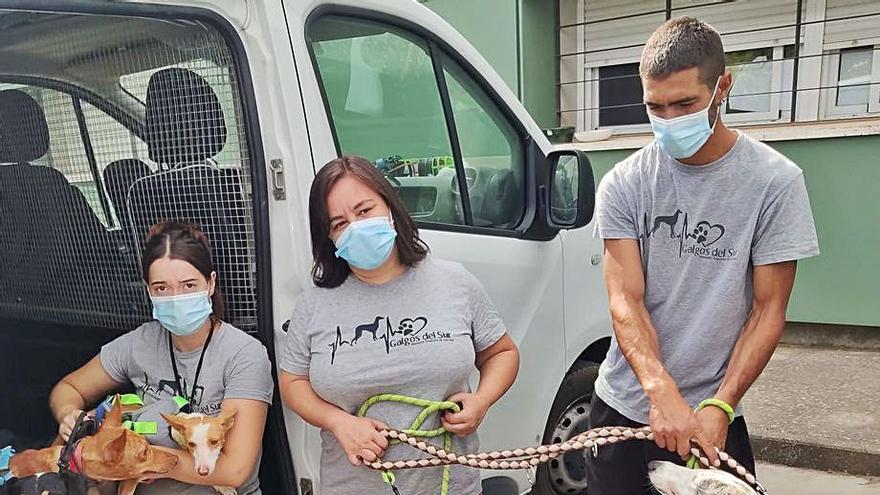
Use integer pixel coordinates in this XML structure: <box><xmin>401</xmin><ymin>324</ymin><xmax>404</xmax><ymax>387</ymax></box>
<box><xmin>399</xmin><ymin>321</ymin><xmax>415</xmax><ymax>335</ymax></box>
<box><xmin>694</xmin><ymin>224</ymin><xmax>710</xmax><ymax>244</ymax></box>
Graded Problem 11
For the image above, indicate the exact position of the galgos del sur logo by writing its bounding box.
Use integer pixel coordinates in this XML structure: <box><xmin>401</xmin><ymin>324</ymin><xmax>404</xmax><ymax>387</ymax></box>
<box><xmin>328</xmin><ymin>315</ymin><xmax>454</xmax><ymax>365</ymax></box>
<box><xmin>644</xmin><ymin>210</ymin><xmax>739</xmax><ymax>261</ymax></box>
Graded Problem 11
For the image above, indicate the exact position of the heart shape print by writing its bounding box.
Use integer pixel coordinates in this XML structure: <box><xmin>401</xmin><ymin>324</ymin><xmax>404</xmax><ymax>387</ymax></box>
<box><xmin>398</xmin><ymin>317</ymin><xmax>428</xmax><ymax>336</ymax></box>
<box><xmin>690</xmin><ymin>221</ymin><xmax>725</xmax><ymax>246</ymax></box>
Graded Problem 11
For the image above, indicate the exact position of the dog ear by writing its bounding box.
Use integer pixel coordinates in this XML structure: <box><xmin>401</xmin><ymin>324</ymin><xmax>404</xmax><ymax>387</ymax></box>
<box><xmin>161</xmin><ymin>413</ymin><xmax>188</xmax><ymax>432</ymax></box>
<box><xmin>218</xmin><ymin>408</ymin><xmax>237</xmax><ymax>430</ymax></box>
<box><xmin>102</xmin><ymin>395</ymin><xmax>124</xmax><ymax>429</ymax></box>
<box><xmin>101</xmin><ymin>429</ymin><xmax>128</xmax><ymax>463</ymax></box>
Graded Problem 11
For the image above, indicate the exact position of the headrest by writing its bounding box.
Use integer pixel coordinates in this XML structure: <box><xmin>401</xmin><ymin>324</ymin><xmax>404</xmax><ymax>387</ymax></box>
<box><xmin>0</xmin><ymin>89</ymin><xmax>50</xmax><ymax>163</ymax></box>
<box><xmin>145</xmin><ymin>68</ymin><xmax>227</xmax><ymax>166</ymax></box>
<box><xmin>103</xmin><ymin>159</ymin><xmax>153</xmax><ymax>221</ymax></box>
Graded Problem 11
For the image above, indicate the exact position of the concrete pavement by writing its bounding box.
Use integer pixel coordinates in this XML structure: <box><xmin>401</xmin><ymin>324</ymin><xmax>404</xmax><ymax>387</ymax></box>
<box><xmin>756</xmin><ymin>463</ymin><xmax>880</xmax><ymax>495</ymax></box>
<box><xmin>742</xmin><ymin>344</ymin><xmax>880</xmax><ymax>477</ymax></box>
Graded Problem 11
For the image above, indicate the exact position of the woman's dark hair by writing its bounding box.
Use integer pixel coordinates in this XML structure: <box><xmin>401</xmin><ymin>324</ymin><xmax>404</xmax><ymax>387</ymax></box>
<box><xmin>309</xmin><ymin>155</ymin><xmax>429</xmax><ymax>288</ymax></box>
<box><xmin>142</xmin><ymin>221</ymin><xmax>225</xmax><ymax>319</ymax></box>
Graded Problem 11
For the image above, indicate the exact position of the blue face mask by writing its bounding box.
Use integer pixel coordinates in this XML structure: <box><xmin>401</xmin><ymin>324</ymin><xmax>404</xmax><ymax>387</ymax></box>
<box><xmin>151</xmin><ymin>291</ymin><xmax>212</xmax><ymax>336</ymax></box>
<box><xmin>648</xmin><ymin>78</ymin><xmax>722</xmax><ymax>159</ymax></box>
<box><xmin>334</xmin><ymin>216</ymin><xmax>397</xmax><ymax>270</ymax></box>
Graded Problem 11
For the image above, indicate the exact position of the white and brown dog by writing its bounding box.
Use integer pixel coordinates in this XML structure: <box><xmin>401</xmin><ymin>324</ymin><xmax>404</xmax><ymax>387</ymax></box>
<box><xmin>162</xmin><ymin>410</ymin><xmax>237</xmax><ymax>495</ymax></box>
<box><xmin>649</xmin><ymin>461</ymin><xmax>758</xmax><ymax>495</ymax></box>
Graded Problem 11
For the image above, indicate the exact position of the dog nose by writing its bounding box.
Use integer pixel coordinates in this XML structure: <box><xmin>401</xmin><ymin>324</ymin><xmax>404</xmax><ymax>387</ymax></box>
<box><xmin>198</xmin><ymin>466</ymin><xmax>210</xmax><ymax>476</ymax></box>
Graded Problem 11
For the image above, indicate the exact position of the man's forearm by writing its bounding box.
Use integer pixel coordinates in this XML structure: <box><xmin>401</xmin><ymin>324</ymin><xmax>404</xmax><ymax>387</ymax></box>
<box><xmin>611</xmin><ymin>297</ymin><xmax>679</xmax><ymax>403</ymax></box>
<box><xmin>715</xmin><ymin>302</ymin><xmax>786</xmax><ymax>409</ymax></box>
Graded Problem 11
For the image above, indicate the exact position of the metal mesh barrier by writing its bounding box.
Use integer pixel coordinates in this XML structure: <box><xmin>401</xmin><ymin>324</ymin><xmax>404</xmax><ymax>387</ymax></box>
<box><xmin>0</xmin><ymin>11</ymin><xmax>257</xmax><ymax>332</ymax></box>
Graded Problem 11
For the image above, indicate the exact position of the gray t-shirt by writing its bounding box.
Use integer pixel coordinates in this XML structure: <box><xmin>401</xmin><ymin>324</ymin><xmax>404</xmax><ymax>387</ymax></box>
<box><xmin>280</xmin><ymin>257</ymin><xmax>506</xmax><ymax>495</ymax></box>
<box><xmin>593</xmin><ymin>133</ymin><xmax>819</xmax><ymax>424</ymax></box>
<box><xmin>100</xmin><ymin>320</ymin><xmax>274</xmax><ymax>495</ymax></box>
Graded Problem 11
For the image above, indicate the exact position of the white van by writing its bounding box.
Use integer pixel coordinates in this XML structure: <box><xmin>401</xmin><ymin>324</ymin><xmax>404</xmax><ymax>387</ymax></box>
<box><xmin>0</xmin><ymin>1</ymin><xmax>611</xmax><ymax>494</ymax></box>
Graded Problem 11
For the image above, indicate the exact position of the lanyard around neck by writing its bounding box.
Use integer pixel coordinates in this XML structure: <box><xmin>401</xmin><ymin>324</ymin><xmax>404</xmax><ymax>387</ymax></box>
<box><xmin>168</xmin><ymin>321</ymin><xmax>215</xmax><ymax>407</ymax></box>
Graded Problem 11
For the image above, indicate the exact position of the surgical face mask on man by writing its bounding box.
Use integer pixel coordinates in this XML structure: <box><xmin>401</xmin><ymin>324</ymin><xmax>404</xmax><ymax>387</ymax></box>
<box><xmin>333</xmin><ymin>215</ymin><xmax>397</xmax><ymax>270</ymax></box>
<box><xmin>151</xmin><ymin>291</ymin><xmax>213</xmax><ymax>336</ymax></box>
<box><xmin>647</xmin><ymin>77</ymin><xmax>723</xmax><ymax>159</ymax></box>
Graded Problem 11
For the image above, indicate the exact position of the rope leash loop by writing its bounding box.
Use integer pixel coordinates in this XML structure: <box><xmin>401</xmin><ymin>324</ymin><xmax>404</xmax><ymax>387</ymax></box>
<box><xmin>357</xmin><ymin>394</ymin><xmax>461</xmax><ymax>495</ymax></box>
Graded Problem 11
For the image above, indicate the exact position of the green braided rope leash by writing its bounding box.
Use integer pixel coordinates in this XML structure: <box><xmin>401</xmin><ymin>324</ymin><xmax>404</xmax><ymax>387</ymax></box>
<box><xmin>358</xmin><ymin>394</ymin><xmax>461</xmax><ymax>495</ymax></box>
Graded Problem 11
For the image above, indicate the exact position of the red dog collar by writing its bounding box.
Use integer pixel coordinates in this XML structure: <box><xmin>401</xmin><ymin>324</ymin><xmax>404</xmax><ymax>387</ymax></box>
<box><xmin>67</xmin><ymin>441</ymin><xmax>84</xmax><ymax>475</ymax></box>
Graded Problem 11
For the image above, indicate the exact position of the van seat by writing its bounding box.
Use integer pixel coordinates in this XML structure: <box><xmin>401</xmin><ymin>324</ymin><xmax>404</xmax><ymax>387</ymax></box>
<box><xmin>0</xmin><ymin>89</ymin><xmax>134</xmax><ymax>322</ymax></box>
<box><xmin>127</xmin><ymin>69</ymin><xmax>255</xmax><ymax>329</ymax></box>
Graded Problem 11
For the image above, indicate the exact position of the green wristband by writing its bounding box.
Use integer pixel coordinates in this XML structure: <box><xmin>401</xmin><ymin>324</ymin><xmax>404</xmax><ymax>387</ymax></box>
<box><xmin>697</xmin><ymin>398</ymin><xmax>735</xmax><ymax>424</ymax></box>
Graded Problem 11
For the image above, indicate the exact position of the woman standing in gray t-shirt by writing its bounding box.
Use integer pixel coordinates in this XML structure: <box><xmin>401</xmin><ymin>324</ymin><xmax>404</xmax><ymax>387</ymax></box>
<box><xmin>48</xmin><ymin>221</ymin><xmax>273</xmax><ymax>494</ymax></box>
<box><xmin>279</xmin><ymin>156</ymin><xmax>520</xmax><ymax>495</ymax></box>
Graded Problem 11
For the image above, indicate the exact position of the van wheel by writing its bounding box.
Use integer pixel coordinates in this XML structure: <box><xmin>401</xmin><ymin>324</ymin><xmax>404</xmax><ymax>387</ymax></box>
<box><xmin>533</xmin><ymin>360</ymin><xmax>600</xmax><ymax>495</ymax></box>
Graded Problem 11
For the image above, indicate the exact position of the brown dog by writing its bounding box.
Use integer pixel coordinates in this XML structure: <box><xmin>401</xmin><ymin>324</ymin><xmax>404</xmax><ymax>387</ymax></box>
<box><xmin>8</xmin><ymin>397</ymin><xmax>179</xmax><ymax>495</ymax></box>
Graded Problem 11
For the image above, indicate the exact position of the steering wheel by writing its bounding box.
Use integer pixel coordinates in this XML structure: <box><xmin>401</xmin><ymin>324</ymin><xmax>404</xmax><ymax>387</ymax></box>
<box><xmin>374</xmin><ymin>155</ymin><xmax>403</xmax><ymax>187</ymax></box>
<box><xmin>384</xmin><ymin>173</ymin><xmax>401</xmax><ymax>188</ymax></box>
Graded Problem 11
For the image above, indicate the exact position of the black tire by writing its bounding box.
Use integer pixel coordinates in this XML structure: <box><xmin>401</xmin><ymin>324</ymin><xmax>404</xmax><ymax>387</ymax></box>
<box><xmin>532</xmin><ymin>360</ymin><xmax>600</xmax><ymax>495</ymax></box>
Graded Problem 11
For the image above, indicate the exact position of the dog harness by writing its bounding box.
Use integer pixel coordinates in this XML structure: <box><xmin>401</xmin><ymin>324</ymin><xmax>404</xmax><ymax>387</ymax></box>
<box><xmin>129</xmin><ymin>395</ymin><xmax>191</xmax><ymax>448</ymax></box>
<box><xmin>94</xmin><ymin>393</ymin><xmax>190</xmax><ymax>448</ymax></box>
<box><xmin>58</xmin><ymin>411</ymin><xmax>97</xmax><ymax>475</ymax></box>
<box><xmin>66</xmin><ymin>441</ymin><xmax>85</xmax><ymax>476</ymax></box>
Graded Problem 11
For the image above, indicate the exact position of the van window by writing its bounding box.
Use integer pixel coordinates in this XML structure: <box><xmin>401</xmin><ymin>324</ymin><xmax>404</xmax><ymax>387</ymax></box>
<box><xmin>309</xmin><ymin>15</ymin><xmax>526</xmax><ymax>229</ymax></box>
<box><xmin>442</xmin><ymin>54</ymin><xmax>525</xmax><ymax>228</ymax></box>
<box><xmin>80</xmin><ymin>100</ymin><xmax>153</xmax><ymax>226</ymax></box>
<box><xmin>0</xmin><ymin>83</ymin><xmax>116</xmax><ymax>225</ymax></box>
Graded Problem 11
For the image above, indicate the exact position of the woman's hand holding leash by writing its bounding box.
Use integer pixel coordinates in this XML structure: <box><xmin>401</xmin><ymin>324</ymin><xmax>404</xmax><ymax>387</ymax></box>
<box><xmin>329</xmin><ymin>414</ymin><xmax>390</xmax><ymax>466</ymax></box>
<box><xmin>58</xmin><ymin>408</ymin><xmax>85</xmax><ymax>442</ymax></box>
<box><xmin>441</xmin><ymin>393</ymin><xmax>490</xmax><ymax>436</ymax></box>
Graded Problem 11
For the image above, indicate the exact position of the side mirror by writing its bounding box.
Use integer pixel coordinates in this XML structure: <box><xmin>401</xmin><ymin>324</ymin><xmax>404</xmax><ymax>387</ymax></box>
<box><xmin>546</xmin><ymin>149</ymin><xmax>595</xmax><ymax>229</ymax></box>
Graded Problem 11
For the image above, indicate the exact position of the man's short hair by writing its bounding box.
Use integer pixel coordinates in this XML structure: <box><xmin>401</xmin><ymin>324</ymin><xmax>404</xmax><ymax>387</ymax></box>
<box><xmin>640</xmin><ymin>17</ymin><xmax>726</xmax><ymax>88</ymax></box>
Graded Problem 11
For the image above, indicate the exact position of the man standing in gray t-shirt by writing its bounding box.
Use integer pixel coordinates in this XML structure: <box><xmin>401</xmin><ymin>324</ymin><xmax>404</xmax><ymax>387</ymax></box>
<box><xmin>587</xmin><ymin>17</ymin><xmax>819</xmax><ymax>494</ymax></box>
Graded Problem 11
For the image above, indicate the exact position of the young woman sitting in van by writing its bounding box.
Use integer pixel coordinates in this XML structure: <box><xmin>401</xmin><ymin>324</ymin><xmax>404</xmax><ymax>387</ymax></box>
<box><xmin>48</xmin><ymin>221</ymin><xmax>273</xmax><ymax>495</ymax></box>
<box><xmin>279</xmin><ymin>155</ymin><xmax>520</xmax><ymax>494</ymax></box>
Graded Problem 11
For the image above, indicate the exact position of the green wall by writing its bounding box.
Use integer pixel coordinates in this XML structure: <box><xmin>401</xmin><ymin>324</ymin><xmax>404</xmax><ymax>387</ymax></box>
<box><xmin>520</xmin><ymin>0</ymin><xmax>558</xmax><ymax>129</ymax></box>
<box><xmin>424</xmin><ymin>0</ymin><xmax>558</xmax><ymax>129</ymax></box>
<box><xmin>584</xmin><ymin>135</ymin><xmax>880</xmax><ymax>328</ymax></box>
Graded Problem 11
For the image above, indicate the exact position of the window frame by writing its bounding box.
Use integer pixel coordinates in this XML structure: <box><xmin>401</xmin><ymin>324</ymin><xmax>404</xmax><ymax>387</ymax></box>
<box><xmin>0</xmin><ymin>78</ymin><xmax>139</xmax><ymax>228</ymax></box>
<box><xmin>304</xmin><ymin>6</ymin><xmax>536</xmax><ymax>238</ymax></box>
<box><xmin>0</xmin><ymin>74</ymin><xmax>146</xmax><ymax>138</ymax></box>
<box><xmin>562</xmin><ymin>1</ymin><xmax>880</xmax><ymax>131</ymax></box>
<box><xmin>583</xmin><ymin>43</ymin><xmax>791</xmax><ymax>132</ymax></box>
<box><xmin>722</xmin><ymin>45</ymin><xmax>786</xmax><ymax>125</ymax></box>
<box><xmin>821</xmin><ymin>45</ymin><xmax>880</xmax><ymax>119</ymax></box>
<box><xmin>594</xmin><ymin>62</ymin><xmax>648</xmax><ymax>129</ymax></box>
<box><xmin>583</xmin><ymin>62</ymin><xmax>649</xmax><ymax>133</ymax></box>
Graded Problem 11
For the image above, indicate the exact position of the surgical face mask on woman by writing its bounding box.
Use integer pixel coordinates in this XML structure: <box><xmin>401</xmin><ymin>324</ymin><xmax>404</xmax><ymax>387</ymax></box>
<box><xmin>333</xmin><ymin>215</ymin><xmax>397</xmax><ymax>270</ymax></box>
<box><xmin>151</xmin><ymin>291</ymin><xmax>213</xmax><ymax>336</ymax></box>
<box><xmin>647</xmin><ymin>77</ymin><xmax>723</xmax><ymax>159</ymax></box>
